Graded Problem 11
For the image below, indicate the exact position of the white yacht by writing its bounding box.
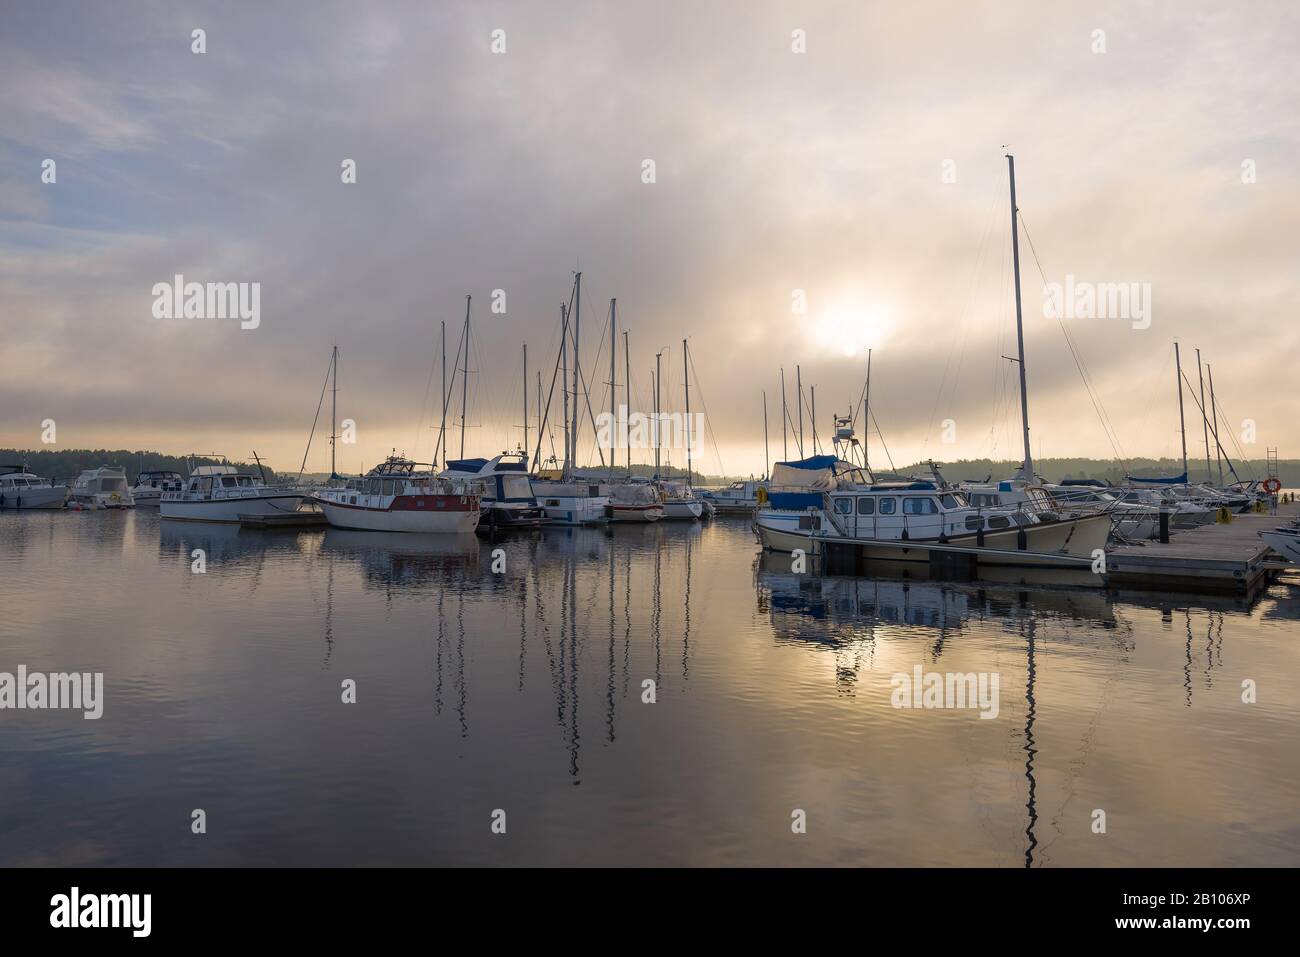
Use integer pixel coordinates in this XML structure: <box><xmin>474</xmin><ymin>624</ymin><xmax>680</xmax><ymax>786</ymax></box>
<box><xmin>755</xmin><ymin>457</ymin><xmax>1112</xmax><ymax>563</ymax></box>
<box><xmin>660</xmin><ymin>480</ymin><xmax>705</xmax><ymax>520</ymax></box>
<box><xmin>0</xmin><ymin>464</ymin><xmax>68</xmax><ymax>509</ymax></box>
<box><xmin>161</xmin><ymin>462</ymin><xmax>303</xmax><ymax>522</ymax></box>
<box><xmin>1259</xmin><ymin>523</ymin><xmax>1300</xmax><ymax>566</ymax></box>
<box><xmin>700</xmin><ymin>479</ymin><xmax>767</xmax><ymax>514</ymax></box>
<box><xmin>131</xmin><ymin>469</ymin><xmax>185</xmax><ymax>508</ymax></box>
<box><xmin>71</xmin><ymin>467</ymin><xmax>134</xmax><ymax>509</ymax></box>
<box><xmin>439</xmin><ymin>452</ymin><xmax>546</xmax><ymax>530</ymax></box>
<box><xmin>316</xmin><ymin>456</ymin><xmax>480</xmax><ymax>533</ymax></box>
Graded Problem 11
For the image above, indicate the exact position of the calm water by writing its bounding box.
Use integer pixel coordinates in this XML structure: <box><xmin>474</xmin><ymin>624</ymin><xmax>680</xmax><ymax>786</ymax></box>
<box><xmin>1</xmin><ymin>509</ymin><xmax>1297</xmax><ymax>867</ymax></box>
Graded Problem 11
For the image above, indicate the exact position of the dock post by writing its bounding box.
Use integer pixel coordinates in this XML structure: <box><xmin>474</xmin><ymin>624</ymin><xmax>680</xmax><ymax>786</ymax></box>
<box><xmin>1159</xmin><ymin>511</ymin><xmax>1170</xmax><ymax>544</ymax></box>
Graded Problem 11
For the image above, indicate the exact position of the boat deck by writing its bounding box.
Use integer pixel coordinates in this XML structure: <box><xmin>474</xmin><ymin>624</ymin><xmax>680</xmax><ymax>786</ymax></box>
<box><xmin>1106</xmin><ymin>502</ymin><xmax>1296</xmax><ymax>597</ymax></box>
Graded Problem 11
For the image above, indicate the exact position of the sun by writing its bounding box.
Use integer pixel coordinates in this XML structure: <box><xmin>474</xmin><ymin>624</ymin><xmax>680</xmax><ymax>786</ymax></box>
<box><xmin>813</xmin><ymin>305</ymin><xmax>892</xmax><ymax>358</ymax></box>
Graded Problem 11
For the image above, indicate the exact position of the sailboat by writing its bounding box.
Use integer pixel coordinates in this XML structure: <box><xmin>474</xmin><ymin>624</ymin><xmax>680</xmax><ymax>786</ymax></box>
<box><xmin>530</xmin><ymin>273</ymin><xmax>612</xmax><ymax>524</ymax></box>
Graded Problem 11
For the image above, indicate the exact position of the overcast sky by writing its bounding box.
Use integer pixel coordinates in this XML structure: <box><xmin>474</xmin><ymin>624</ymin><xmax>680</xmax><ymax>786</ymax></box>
<box><xmin>1</xmin><ymin>1</ymin><xmax>1296</xmax><ymax>476</ymax></box>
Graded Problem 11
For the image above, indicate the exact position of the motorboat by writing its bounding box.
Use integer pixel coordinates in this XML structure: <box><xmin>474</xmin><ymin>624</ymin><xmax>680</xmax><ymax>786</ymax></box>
<box><xmin>1259</xmin><ymin>523</ymin><xmax>1300</xmax><ymax>566</ymax></box>
<box><xmin>700</xmin><ymin>478</ymin><xmax>767</xmax><ymax>514</ymax></box>
<box><xmin>161</xmin><ymin>461</ymin><xmax>303</xmax><ymax>522</ymax></box>
<box><xmin>315</xmin><ymin>456</ymin><xmax>479</xmax><ymax>533</ymax></box>
<box><xmin>71</xmin><ymin>467</ymin><xmax>134</xmax><ymax>509</ymax></box>
<box><xmin>440</xmin><ymin>451</ymin><xmax>547</xmax><ymax>531</ymax></box>
<box><xmin>755</xmin><ymin>456</ymin><xmax>1112</xmax><ymax>563</ymax></box>
<box><xmin>131</xmin><ymin>469</ymin><xmax>185</xmax><ymax>508</ymax></box>
<box><xmin>0</xmin><ymin>464</ymin><xmax>68</xmax><ymax>509</ymax></box>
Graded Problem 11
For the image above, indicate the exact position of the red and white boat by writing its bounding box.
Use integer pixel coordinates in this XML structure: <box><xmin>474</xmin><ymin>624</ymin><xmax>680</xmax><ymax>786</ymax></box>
<box><xmin>314</xmin><ymin>456</ymin><xmax>480</xmax><ymax>534</ymax></box>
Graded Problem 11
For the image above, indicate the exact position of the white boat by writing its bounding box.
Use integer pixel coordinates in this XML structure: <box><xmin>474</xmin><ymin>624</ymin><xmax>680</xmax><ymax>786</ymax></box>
<box><xmin>700</xmin><ymin>479</ymin><xmax>767</xmax><ymax>514</ymax></box>
<box><xmin>131</xmin><ymin>470</ymin><xmax>185</xmax><ymax>508</ymax></box>
<box><xmin>605</xmin><ymin>481</ymin><xmax>664</xmax><ymax>522</ymax></box>
<box><xmin>1259</xmin><ymin>524</ymin><xmax>1300</xmax><ymax>566</ymax></box>
<box><xmin>0</xmin><ymin>464</ymin><xmax>68</xmax><ymax>509</ymax></box>
<box><xmin>315</xmin><ymin>456</ymin><xmax>480</xmax><ymax>533</ymax></box>
<box><xmin>161</xmin><ymin>463</ymin><xmax>303</xmax><ymax>522</ymax></box>
<box><xmin>71</xmin><ymin>467</ymin><xmax>134</xmax><ymax>509</ymax></box>
<box><xmin>660</xmin><ymin>481</ymin><xmax>705</xmax><ymax>520</ymax></box>
<box><xmin>440</xmin><ymin>452</ymin><xmax>547</xmax><ymax>530</ymax></box>
<box><xmin>532</xmin><ymin>477</ymin><xmax>611</xmax><ymax>525</ymax></box>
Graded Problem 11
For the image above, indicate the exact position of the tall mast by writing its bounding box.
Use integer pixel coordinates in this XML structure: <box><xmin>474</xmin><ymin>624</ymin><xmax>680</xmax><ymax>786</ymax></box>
<box><xmin>796</xmin><ymin>364</ymin><xmax>804</xmax><ymax>456</ymax></box>
<box><xmin>439</xmin><ymin>322</ymin><xmax>447</xmax><ymax>471</ymax></box>
<box><xmin>1174</xmin><ymin>341</ymin><xmax>1189</xmax><ymax>481</ymax></box>
<box><xmin>459</xmin><ymin>294</ymin><xmax>471</xmax><ymax>459</ymax></box>
<box><xmin>1208</xmin><ymin>364</ymin><xmax>1224</xmax><ymax>485</ymax></box>
<box><xmin>623</xmin><ymin>329</ymin><xmax>631</xmax><ymax>473</ymax></box>
<box><xmin>610</xmin><ymin>300</ymin><xmax>617</xmax><ymax>480</ymax></box>
<box><xmin>864</xmin><ymin>348</ymin><xmax>872</xmax><ymax>473</ymax></box>
<box><xmin>560</xmin><ymin>303</ymin><xmax>570</xmax><ymax>473</ymax></box>
<box><xmin>330</xmin><ymin>344</ymin><xmax>338</xmax><ymax>478</ymax></box>
<box><xmin>654</xmin><ymin>351</ymin><xmax>663</xmax><ymax>478</ymax></box>
<box><xmin>682</xmin><ymin>338</ymin><xmax>692</xmax><ymax>487</ymax></box>
<box><xmin>522</xmin><ymin>342</ymin><xmax>528</xmax><ymax>456</ymax></box>
<box><xmin>1196</xmin><ymin>348</ymin><xmax>1211</xmax><ymax>483</ymax></box>
<box><xmin>570</xmin><ymin>273</ymin><xmax>582</xmax><ymax>478</ymax></box>
<box><xmin>811</xmin><ymin>385</ymin><xmax>818</xmax><ymax>455</ymax></box>
<box><xmin>1006</xmin><ymin>154</ymin><xmax>1033</xmax><ymax>482</ymax></box>
<box><xmin>780</xmin><ymin>367</ymin><xmax>788</xmax><ymax>460</ymax></box>
<box><xmin>536</xmin><ymin>370</ymin><xmax>542</xmax><ymax>460</ymax></box>
<box><xmin>762</xmin><ymin>390</ymin><xmax>769</xmax><ymax>478</ymax></box>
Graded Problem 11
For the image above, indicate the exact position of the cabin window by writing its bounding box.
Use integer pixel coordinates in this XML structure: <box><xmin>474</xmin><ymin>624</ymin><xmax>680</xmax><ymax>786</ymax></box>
<box><xmin>221</xmin><ymin>477</ymin><xmax>237</xmax><ymax>488</ymax></box>
<box><xmin>988</xmin><ymin>515</ymin><xmax>1010</xmax><ymax>530</ymax></box>
<box><xmin>965</xmin><ymin>515</ymin><xmax>983</xmax><ymax>531</ymax></box>
<box><xmin>589</xmin><ymin>485</ymin><xmax>600</xmax><ymax>497</ymax></box>
<box><xmin>941</xmin><ymin>494</ymin><xmax>961</xmax><ymax>509</ymax></box>
<box><xmin>903</xmin><ymin>497</ymin><xmax>939</xmax><ymax>515</ymax></box>
<box><xmin>878</xmin><ymin>498</ymin><xmax>897</xmax><ymax>515</ymax></box>
<box><xmin>199</xmin><ymin>478</ymin><xmax>213</xmax><ymax>493</ymax></box>
<box><xmin>833</xmin><ymin>498</ymin><xmax>852</xmax><ymax>515</ymax></box>
<box><xmin>857</xmin><ymin>497</ymin><xmax>874</xmax><ymax>515</ymax></box>
<box><xmin>349</xmin><ymin>496</ymin><xmax>357</xmax><ymax>505</ymax></box>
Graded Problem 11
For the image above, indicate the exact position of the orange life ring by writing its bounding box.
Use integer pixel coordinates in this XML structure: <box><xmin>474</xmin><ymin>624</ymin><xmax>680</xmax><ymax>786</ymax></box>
<box><xmin>1263</xmin><ymin>478</ymin><xmax>1282</xmax><ymax>494</ymax></box>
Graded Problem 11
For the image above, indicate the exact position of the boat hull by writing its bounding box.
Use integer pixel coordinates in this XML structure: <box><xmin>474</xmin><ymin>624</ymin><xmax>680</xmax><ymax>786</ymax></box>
<box><xmin>608</xmin><ymin>503</ymin><xmax>664</xmax><ymax>523</ymax></box>
<box><xmin>539</xmin><ymin>497</ymin><xmax>610</xmax><ymax>525</ymax></box>
<box><xmin>757</xmin><ymin>510</ymin><xmax>1112</xmax><ymax>564</ymax></box>
<box><xmin>317</xmin><ymin>497</ymin><xmax>478</xmax><ymax>534</ymax></box>
<box><xmin>662</xmin><ymin>499</ymin><xmax>704</xmax><ymax>520</ymax></box>
<box><xmin>0</xmin><ymin>486</ymin><xmax>67</xmax><ymax>509</ymax></box>
<box><xmin>161</xmin><ymin>494</ymin><xmax>304</xmax><ymax>523</ymax></box>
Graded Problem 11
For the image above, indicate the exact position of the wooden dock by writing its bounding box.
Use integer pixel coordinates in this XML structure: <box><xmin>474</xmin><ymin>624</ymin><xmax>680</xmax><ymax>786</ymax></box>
<box><xmin>1106</xmin><ymin>502</ymin><xmax>1297</xmax><ymax>597</ymax></box>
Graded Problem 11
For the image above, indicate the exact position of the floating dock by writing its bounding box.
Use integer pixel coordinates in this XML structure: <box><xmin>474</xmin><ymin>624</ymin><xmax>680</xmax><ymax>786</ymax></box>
<box><xmin>1106</xmin><ymin>503</ymin><xmax>1297</xmax><ymax>597</ymax></box>
<box><xmin>238</xmin><ymin>509</ymin><xmax>328</xmax><ymax>529</ymax></box>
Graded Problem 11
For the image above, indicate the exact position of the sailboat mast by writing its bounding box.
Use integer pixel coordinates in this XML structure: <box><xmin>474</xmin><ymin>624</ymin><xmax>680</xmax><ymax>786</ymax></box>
<box><xmin>864</xmin><ymin>348</ymin><xmax>872</xmax><ymax>473</ymax></box>
<box><xmin>560</xmin><ymin>303</ymin><xmax>570</xmax><ymax>472</ymax></box>
<box><xmin>459</xmin><ymin>294</ymin><xmax>471</xmax><ymax>459</ymax></box>
<box><xmin>439</xmin><ymin>321</ymin><xmax>447</xmax><ymax>470</ymax></box>
<box><xmin>623</xmin><ymin>329</ymin><xmax>631</xmax><ymax>473</ymax></box>
<box><xmin>1174</xmin><ymin>341</ymin><xmax>1189</xmax><ymax>480</ymax></box>
<box><xmin>762</xmin><ymin>391</ymin><xmax>769</xmax><ymax>479</ymax></box>
<box><xmin>1006</xmin><ymin>154</ymin><xmax>1033</xmax><ymax>482</ymax></box>
<box><xmin>682</xmin><ymin>338</ymin><xmax>692</xmax><ymax>487</ymax></box>
<box><xmin>523</xmin><ymin>342</ymin><xmax>528</xmax><ymax>456</ymax></box>
<box><xmin>1208</xmin><ymin>364</ymin><xmax>1224</xmax><ymax>485</ymax></box>
<box><xmin>654</xmin><ymin>351</ymin><xmax>663</xmax><ymax>478</ymax></box>
<box><xmin>330</xmin><ymin>344</ymin><xmax>338</xmax><ymax>478</ymax></box>
<box><xmin>781</xmin><ymin>367</ymin><xmax>788</xmax><ymax>459</ymax></box>
<box><xmin>570</xmin><ymin>273</ymin><xmax>582</xmax><ymax>477</ymax></box>
<box><xmin>610</xmin><ymin>300</ymin><xmax>617</xmax><ymax>480</ymax></box>
<box><xmin>811</xmin><ymin>385</ymin><xmax>817</xmax><ymax>455</ymax></box>
<box><xmin>796</xmin><ymin>364</ymin><xmax>804</xmax><ymax>456</ymax></box>
<box><xmin>1196</xmin><ymin>348</ymin><xmax>1211</xmax><ymax>483</ymax></box>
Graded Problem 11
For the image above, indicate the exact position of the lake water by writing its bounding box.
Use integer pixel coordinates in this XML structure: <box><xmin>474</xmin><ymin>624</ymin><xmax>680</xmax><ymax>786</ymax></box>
<box><xmin>1</xmin><ymin>509</ymin><xmax>1297</xmax><ymax>866</ymax></box>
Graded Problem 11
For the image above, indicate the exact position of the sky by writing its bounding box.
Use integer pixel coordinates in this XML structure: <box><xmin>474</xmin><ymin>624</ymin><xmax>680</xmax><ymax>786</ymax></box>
<box><xmin>1</xmin><ymin>0</ymin><xmax>1296</xmax><ymax>478</ymax></box>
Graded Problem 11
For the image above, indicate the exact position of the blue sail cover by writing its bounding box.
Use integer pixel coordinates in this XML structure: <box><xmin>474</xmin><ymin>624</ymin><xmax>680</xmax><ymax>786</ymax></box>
<box><xmin>775</xmin><ymin>455</ymin><xmax>840</xmax><ymax>471</ymax></box>
<box><xmin>1126</xmin><ymin>472</ymin><xmax>1187</xmax><ymax>485</ymax></box>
